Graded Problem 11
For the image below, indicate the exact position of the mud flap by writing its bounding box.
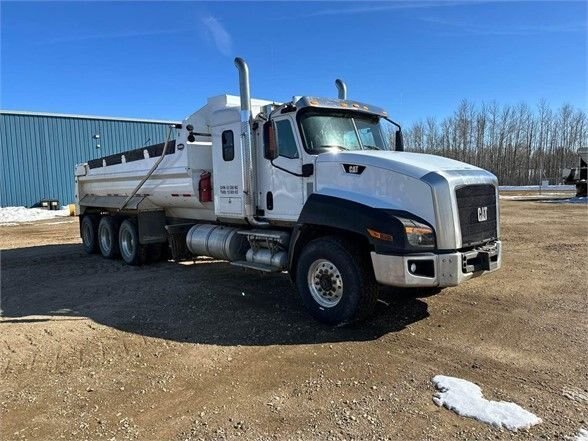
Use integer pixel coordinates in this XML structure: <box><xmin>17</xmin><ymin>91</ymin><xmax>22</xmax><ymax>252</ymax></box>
<box><xmin>137</xmin><ymin>211</ymin><xmax>167</xmax><ymax>245</ymax></box>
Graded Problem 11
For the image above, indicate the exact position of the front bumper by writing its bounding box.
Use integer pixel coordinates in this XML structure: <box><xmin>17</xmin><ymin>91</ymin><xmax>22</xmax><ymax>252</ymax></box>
<box><xmin>370</xmin><ymin>240</ymin><xmax>501</xmax><ymax>288</ymax></box>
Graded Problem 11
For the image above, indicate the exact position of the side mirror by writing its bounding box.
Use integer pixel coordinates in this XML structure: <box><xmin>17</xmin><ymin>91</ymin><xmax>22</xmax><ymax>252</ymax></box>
<box><xmin>263</xmin><ymin>122</ymin><xmax>278</xmax><ymax>160</ymax></box>
<box><xmin>395</xmin><ymin>130</ymin><xmax>404</xmax><ymax>152</ymax></box>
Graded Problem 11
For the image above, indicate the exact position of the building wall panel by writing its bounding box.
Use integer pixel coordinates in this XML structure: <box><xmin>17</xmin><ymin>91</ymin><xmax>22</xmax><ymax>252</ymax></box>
<box><xmin>0</xmin><ymin>112</ymin><xmax>178</xmax><ymax>207</ymax></box>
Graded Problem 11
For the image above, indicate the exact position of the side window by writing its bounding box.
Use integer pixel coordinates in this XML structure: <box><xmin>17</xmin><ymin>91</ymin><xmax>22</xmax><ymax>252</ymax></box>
<box><xmin>274</xmin><ymin>120</ymin><xmax>299</xmax><ymax>159</ymax></box>
<box><xmin>222</xmin><ymin>130</ymin><xmax>234</xmax><ymax>161</ymax></box>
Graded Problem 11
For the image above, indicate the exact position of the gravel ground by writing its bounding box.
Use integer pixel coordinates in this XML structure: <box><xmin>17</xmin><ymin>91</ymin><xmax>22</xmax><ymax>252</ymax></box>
<box><xmin>0</xmin><ymin>199</ymin><xmax>586</xmax><ymax>440</ymax></box>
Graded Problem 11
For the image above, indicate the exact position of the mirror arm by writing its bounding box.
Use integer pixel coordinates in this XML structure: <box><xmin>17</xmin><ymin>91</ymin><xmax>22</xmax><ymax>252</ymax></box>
<box><xmin>383</xmin><ymin>116</ymin><xmax>402</xmax><ymax>131</ymax></box>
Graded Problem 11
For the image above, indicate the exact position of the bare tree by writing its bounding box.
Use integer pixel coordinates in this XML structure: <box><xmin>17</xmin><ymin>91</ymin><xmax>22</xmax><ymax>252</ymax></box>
<box><xmin>403</xmin><ymin>100</ymin><xmax>587</xmax><ymax>185</ymax></box>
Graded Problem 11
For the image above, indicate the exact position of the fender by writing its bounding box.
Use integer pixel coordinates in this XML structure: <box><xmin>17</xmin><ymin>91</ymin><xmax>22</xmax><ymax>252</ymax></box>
<box><xmin>288</xmin><ymin>194</ymin><xmax>436</xmax><ymax>273</ymax></box>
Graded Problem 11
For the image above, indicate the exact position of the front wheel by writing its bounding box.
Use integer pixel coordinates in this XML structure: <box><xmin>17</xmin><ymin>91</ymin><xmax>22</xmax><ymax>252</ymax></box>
<box><xmin>295</xmin><ymin>236</ymin><xmax>378</xmax><ymax>325</ymax></box>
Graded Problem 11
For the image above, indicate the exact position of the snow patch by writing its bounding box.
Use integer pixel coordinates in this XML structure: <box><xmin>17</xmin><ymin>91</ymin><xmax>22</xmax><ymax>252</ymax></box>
<box><xmin>499</xmin><ymin>194</ymin><xmax>587</xmax><ymax>204</ymax></box>
<box><xmin>572</xmin><ymin>428</ymin><xmax>588</xmax><ymax>441</ymax></box>
<box><xmin>499</xmin><ymin>185</ymin><xmax>575</xmax><ymax>191</ymax></box>
<box><xmin>44</xmin><ymin>220</ymin><xmax>77</xmax><ymax>225</ymax></box>
<box><xmin>499</xmin><ymin>193</ymin><xmax>573</xmax><ymax>200</ymax></box>
<box><xmin>432</xmin><ymin>375</ymin><xmax>541</xmax><ymax>432</ymax></box>
<box><xmin>543</xmin><ymin>196</ymin><xmax>588</xmax><ymax>205</ymax></box>
<box><xmin>0</xmin><ymin>206</ymin><xmax>70</xmax><ymax>225</ymax></box>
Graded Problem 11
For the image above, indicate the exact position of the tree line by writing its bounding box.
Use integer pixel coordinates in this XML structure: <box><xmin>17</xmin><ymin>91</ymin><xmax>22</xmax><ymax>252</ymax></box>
<box><xmin>402</xmin><ymin>100</ymin><xmax>587</xmax><ymax>185</ymax></box>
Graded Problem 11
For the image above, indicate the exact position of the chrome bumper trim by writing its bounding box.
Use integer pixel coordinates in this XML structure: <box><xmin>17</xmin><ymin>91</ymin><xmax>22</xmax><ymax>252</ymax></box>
<box><xmin>370</xmin><ymin>241</ymin><xmax>502</xmax><ymax>288</ymax></box>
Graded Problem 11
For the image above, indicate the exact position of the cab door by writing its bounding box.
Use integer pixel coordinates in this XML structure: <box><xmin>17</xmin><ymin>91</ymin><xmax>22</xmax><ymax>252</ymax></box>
<box><xmin>263</xmin><ymin>115</ymin><xmax>305</xmax><ymax>221</ymax></box>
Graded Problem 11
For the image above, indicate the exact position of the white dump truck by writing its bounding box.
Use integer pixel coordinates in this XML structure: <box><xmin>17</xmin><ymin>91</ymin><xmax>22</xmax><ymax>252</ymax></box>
<box><xmin>75</xmin><ymin>58</ymin><xmax>501</xmax><ymax>324</ymax></box>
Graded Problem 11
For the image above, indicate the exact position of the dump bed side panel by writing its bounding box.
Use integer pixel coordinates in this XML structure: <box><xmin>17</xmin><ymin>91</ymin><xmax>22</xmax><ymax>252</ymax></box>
<box><xmin>76</xmin><ymin>140</ymin><xmax>216</xmax><ymax>221</ymax></box>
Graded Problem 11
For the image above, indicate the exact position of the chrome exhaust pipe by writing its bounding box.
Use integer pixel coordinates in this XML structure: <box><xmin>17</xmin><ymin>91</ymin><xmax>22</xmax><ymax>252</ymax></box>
<box><xmin>234</xmin><ymin>57</ymin><xmax>268</xmax><ymax>226</ymax></box>
<box><xmin>235</xmin><ymin>57</ymin><xmax>251</xmax><ymax>118</ymax></box>
<box><xmin>335</xmin><ymin>79</ymin><xmax>347</xmax><ymax>100</ymax></box>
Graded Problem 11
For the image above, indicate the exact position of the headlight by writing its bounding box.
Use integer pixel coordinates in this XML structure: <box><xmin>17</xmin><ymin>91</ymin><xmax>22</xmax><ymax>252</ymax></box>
<box><xmin>401</xmin><ymin>219</ymin><xmax>435</xmax><ymax>248</ymax></box>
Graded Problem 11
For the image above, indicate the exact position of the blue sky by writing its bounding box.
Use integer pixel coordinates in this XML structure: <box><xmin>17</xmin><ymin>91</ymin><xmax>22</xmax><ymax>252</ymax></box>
<box><xmin>1</xmin><ymin>1</ymin><xmax>586</xmax><ymax>125</ymax></box>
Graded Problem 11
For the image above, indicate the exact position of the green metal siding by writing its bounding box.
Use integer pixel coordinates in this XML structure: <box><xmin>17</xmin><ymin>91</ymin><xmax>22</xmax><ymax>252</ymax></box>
<box><xmin>0</xmin><ymin>112</ymin><xmax>179</xmax><ymax>207</ymax></box>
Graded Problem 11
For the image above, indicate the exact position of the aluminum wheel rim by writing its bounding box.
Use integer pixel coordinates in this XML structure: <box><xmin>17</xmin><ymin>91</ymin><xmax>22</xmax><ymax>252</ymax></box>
<box><xmin>99</xmin><ymin>225</ymin><xmax>111</xmax><ymax>252</ymax></box>
<box><xmin>120</xmin><ymin>228</ymin><xmax>135</xmax><ymax>260</ymax></box>
<box><xmin>307</xmin><ymin>258</ymin><xmax>343</xmax><ymax>308</ymax></box>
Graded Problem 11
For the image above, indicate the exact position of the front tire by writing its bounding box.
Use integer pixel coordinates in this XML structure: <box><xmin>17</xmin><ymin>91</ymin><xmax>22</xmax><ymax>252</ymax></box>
<box><xmin>295</xmin><ymin>236</ymin><xmax>378</xmax><ymax>325</ymax></box>
<box><xmin>98</xmin><ymin>216</ymin><xmax>120</xmax><ymax>259</ymax></box>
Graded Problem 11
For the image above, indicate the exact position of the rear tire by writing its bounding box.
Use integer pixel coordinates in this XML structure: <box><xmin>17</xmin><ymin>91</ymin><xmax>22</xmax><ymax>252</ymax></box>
<box><xmin>98</xmin><ymin>216</ymin><xmax>120</xmax><ymax>259</ymax></box>
<box><xmin>118</xmin><ymin>219</ymin><xmax>144</xmax><ymax>265</ymax></box>
<box><xmin>295</xmin><ymin>236</ymin><xmax>378</xmax><ymax>325</ymax></box>
<box><xmin>80</xmin><ymin>215</ymin><xmax>98</xmax><ymax>254</ymax></box>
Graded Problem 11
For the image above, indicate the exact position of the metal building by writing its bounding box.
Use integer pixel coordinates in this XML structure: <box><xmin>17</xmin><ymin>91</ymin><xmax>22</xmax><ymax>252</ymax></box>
<box><xmin>0</xmin><ymin>111</ymin><xmax>180</xmax><ymax>207</ymax></box>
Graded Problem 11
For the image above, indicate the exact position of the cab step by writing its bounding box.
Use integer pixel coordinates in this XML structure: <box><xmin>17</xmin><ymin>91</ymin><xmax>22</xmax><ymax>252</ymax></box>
<box><xmin>230</xmin><ymin>260</ymin><xmax>282</xmax><ymax>272</ymax></box>
<box><xmin>237</xmin><ymin>229</ymin><xmax>290</xmax><ymax>246</ymax></box>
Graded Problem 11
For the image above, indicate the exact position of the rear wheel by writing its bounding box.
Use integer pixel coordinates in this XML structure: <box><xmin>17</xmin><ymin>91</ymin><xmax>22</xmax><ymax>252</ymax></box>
<box><xmin>81</xmin><ymin>215</ymin><xmax>98</xmax><ymax>254</ymax></box>
<box><xmin>295</xmin><ymin>236</ymin><xmax>378</xmax><ymax>325</ymax></box>
<box><xmin>98</xmin><ymin>216</ymin><xmax>120</xmax><ymax>259</ymax></box>
<box><xmin>118</xmin><ymin>219</ymin><xmax>144</xmax><ymax>265</ymax></box>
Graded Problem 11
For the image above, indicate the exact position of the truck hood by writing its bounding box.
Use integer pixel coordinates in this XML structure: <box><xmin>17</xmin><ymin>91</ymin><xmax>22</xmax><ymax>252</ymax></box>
<box><xmin>315</xmin><ymin>151</ymin><xmax>483</xmax><ymax>179</ymax></box>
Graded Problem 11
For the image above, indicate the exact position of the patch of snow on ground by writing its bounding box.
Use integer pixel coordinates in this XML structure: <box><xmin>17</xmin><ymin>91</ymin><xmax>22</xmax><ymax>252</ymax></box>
<box><xmin>572</xmin><ymin>428</ymin><xmax>588</xmax><ymax>441</ymax></box>
<box><xmin>0</xmin><ymin>206</ymin><xmax>70</xmax><ymax>225</ymax></box>
<box><xmin>499</xmin><ymin>193</ymin><xmax>574</xmax><ymax>200</ymax></box>
<box><xmin>499</xmin><ymin>185</ymin><xmax>575</xmax><ymax>191</ymax></box>
<box><xmin>432</xmin><ymin>375</ymin><xmax>541</xmax><ymax>432</ymax></box>
<box><xmin>543</xmin><ymin>196</ymin><xmax>588</xmax><ymax>204</ymax></box>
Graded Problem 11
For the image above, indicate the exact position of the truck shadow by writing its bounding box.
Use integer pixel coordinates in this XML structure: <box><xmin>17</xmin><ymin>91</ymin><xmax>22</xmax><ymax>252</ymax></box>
<box><xmin>1</xmin><ymin>243</ymin><xmax>430</xmax><ymax>346</ymax></box>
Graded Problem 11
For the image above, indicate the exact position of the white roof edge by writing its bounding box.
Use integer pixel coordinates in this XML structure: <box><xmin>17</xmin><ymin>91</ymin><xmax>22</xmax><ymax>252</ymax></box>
<box><xmin>0</xmin><ymin>109</ymin><xmax>180</xmax><ymax>125</ymax></box>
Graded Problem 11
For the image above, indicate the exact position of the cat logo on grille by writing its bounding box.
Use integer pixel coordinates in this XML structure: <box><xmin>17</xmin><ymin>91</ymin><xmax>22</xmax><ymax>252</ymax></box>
<box><xmin>477</xmin><ymin>206</ymin><xmax>488</xmax><ymax>222</ymax></box>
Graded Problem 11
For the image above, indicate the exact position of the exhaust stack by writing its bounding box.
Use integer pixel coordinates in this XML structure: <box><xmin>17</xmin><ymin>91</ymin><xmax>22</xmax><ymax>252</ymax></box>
<box><xmin>234</xmin><ymin>57</ymin><xmax>267</xmax><ymax>226</ymax></box>
<box><xmin>234</xmin><ymin>57</ymin><xmax>251</xmax><ymax>118</ymax></box>
<box><xmin>335</xmin><ymin>79</ymin><xmax>347</xmax><ymax>100</ymax></box>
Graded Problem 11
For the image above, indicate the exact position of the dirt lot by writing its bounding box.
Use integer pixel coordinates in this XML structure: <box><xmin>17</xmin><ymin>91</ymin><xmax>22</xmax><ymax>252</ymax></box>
<box><xmin>1</xmin><ymin>199</ymin><xmax>587</xmax><ymax>440</ymax></box>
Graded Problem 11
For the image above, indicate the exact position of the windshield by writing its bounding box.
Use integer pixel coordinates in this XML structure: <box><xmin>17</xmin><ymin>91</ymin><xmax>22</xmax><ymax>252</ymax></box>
<box><xmin>299</xmin><ymin>112</ymin><xmax>396</xmax><ymax>154</ymax></box>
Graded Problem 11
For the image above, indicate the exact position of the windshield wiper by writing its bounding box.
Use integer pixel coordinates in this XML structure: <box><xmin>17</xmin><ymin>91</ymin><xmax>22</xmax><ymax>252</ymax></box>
<box><xmin>362</xmin><ymin>145</ymin><xmax>381</xmax><ymax>151</ymax></box>
<box><xmin>320</xmin><ymin>144</ymin><xmax>350</xmax><ymax>151</ymax></box>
